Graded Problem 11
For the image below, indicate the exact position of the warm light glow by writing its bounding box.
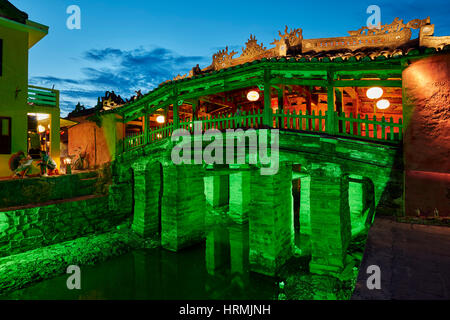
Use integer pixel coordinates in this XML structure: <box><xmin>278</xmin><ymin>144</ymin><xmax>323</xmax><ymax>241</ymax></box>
<box><xmin>157</xmin><ymin>133</ymin><xmax>162</xmax><ymax>139</ymax></box>
<box><xmin>28</xmin><ymin>113</ymin><xmax>50</xmax><ymax>121</ymax></box>
<box><xmin>247</xmin><ymin>90</ymin><xmax>260</xmax><ymax>102</ymax></box>
<box><xmin>64</xmin><ymin>158</ymin><xmax>72</xmax><ymax>165</ymax></box>
<box><xmin>366</xmin><ymin>87</ymin><xmax>383</xmax><ymax>99</ymax></box>
<box><xmin>376</xmin><ymin>99</ymin><xmax>390</xmax><ymax>110</ymax></box>
<box><xmin>156</xmin><ymin>115</ymin><xmax>165</xmax><ymax>124</ymax></box>
<box><xmin>38</xmin><ymin>125</ymin><xmax>46</xmax><ymax>133</ymax></box>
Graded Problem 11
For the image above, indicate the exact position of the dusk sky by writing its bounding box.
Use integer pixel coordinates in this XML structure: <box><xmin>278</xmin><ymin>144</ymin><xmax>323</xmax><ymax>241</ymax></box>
<box><xmin>12</xmin><ymin>0</ymin><xmax>450</xmax><ymax>116</ymax></box>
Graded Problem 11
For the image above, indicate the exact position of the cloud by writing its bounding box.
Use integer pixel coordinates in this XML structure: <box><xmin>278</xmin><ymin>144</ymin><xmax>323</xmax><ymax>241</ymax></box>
<box><xmin>30</xmin><ymin>46</ymin><xmax>209</xmax><ymax>116</ymax></box>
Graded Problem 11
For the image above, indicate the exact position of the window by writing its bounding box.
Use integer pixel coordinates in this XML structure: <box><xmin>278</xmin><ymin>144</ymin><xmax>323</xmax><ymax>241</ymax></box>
<box><xmin>0</xmin><ymin>117</ymin><xmax>11</xmax><ymax>154</ymax></box>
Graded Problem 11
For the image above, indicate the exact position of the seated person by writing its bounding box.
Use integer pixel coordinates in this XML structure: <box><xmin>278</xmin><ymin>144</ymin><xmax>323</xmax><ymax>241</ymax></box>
<box><xmin>38</xmin><ymin>151</ymin><xmax>58</xmax><ymax>176</ymax></box>
<box><xmin>13</xmin><ymin>152</ymin><xmax>34</xmax><ymax>178</ymax></box>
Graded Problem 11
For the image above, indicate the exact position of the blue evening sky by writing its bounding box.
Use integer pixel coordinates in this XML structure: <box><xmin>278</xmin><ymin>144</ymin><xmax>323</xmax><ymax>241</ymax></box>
<box><xmin>11</xmin><ymin>0</ymin><xmax>450</xmax><ymax>116</ymax></box>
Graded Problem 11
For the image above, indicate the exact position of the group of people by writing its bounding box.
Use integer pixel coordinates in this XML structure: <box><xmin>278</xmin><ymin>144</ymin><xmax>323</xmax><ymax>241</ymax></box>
<box><xmin>11</xmin><ymin>150</ymin><xmax>58</xmax><ymax>178</ymax></box>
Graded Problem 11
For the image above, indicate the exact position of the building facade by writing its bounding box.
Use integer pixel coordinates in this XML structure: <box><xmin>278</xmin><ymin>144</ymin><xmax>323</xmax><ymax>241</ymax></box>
<box><xmin>0</xmin><ymin>0</ymin><xmax>60</xmax><ymax>177</ymax></box>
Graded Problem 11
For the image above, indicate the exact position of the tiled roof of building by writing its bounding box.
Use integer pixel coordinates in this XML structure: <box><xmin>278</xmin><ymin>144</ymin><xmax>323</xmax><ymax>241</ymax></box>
<box><xmin>0</xmin><ymin>0</ymin><xmax>28</xmax><ymax>24</ymax></box>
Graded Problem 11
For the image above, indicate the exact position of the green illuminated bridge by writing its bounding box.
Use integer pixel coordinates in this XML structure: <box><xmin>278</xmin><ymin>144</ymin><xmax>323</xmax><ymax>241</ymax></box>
<box><xmin>106</xmin><ymin>54</ymin><xmax>413</xmax><ymax>277</ymax></box>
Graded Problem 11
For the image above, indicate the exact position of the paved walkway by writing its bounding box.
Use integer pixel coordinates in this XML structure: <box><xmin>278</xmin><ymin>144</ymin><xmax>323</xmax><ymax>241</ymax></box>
<box><xmin>352</xmin><ymin>217</ymin><xmax>450</xmax><ymax>300</ymax></box>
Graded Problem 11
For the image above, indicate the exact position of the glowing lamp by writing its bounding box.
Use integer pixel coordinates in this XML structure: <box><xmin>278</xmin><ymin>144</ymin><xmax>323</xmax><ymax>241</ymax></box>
<box><xmin>38</xmin><ymin>125</ymin><xmax>46</xmax><ymax>133</ymax></box>
<box><xmin>156</xmin><ymin>115</ymin><xmax>165</xmax><ymax>124</ymax></box>
<box><xmin>247</xmin><ymin>90</ymin><xmax>260</xmax><ymax>102</ymax></box>
<box><xmin>366</xmin><ymin>87</ymin><xmax>383</xmax><ymax>99</ymax></box>
<box><xmin>376</xmin><ymin>99</ymin><xmax>390</xmax><ymax>110</ymax></box>
<box><xmin>64</xmin><ymin>158</ymin><xmax>72</xmax><ymax>175</ymax></box>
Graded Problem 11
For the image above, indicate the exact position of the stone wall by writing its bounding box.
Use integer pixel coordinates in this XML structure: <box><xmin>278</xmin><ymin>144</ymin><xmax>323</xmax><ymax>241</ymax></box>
<box><xmin>0</xmin><ymin>195</ymin><xmax>130</xmax><ymax>258</ymax></box>
<box><xmin>0</xmin><ymin>171</ymin><xmax>100</xmax><ymax>209</ymax></box>
<box><xmin>403</xmin><ymin>53</ymin><xmax>450</xmax><ymax>216</ymax></box>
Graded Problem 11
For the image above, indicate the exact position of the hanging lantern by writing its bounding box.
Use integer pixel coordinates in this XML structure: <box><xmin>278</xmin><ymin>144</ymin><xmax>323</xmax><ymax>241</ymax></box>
<box><xmin>376</xmin><ymin>99</ymin><xmax>390</xmax><ymax>110</ymax></box>
<box><xmin>366</xmin><ymin>87</ymin><xmax>383</xmax><ymax>99</ymax></box>
<box><xmin>156</xmin><ymin>115</ymin><xmax>165</xmax><ymax>124</ymax></box>
<box><xmin>247</xmin><ymin>90</ymin><xmax>260</xmax><ymax>102</ymax></box>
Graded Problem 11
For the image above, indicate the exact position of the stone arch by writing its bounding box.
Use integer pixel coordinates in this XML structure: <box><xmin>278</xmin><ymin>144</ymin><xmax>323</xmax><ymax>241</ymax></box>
<box><xmin>346</xmin><ymin>174</ymin><xmax>376</xmax><ymax>235</ymax></box>
<box><xmin>131</xmin><ymin>159</ymin><xmax>164</xmax><ymax>237</ymax></box>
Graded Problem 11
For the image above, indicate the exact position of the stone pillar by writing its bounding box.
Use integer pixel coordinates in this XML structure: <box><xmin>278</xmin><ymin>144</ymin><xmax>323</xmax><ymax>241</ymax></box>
<box><xmin>132</xmin><ymin>161</ymin><xmax>162</xmax><ymax>237</ymax></box>
<box><xmin>309</xmin><ymin>162</ymin><xmax>351</xmax><ymax>275</ymax></box>
<box><xmin>299</xmin><ymin>174</ymin><xmax>311</xmax><ymax>236</ymax></box>
<box><xmin>229</xmin><ymin>171</ymin><xmax>251</xmax><ymax>224</ymax></box>
<box><xmin>248</xmin><ymin>164</ymin><xmax>294</xmax><ymax>276</ymax></box>
<box><xmin>161</xmin><ymin>164</ymin><xmax>206</xmax><ymax>251</ymax></box>
<box><xmin>204</xmin><ymin>175</ymin><xmax>229</xmax><ymax>208</ymax></box>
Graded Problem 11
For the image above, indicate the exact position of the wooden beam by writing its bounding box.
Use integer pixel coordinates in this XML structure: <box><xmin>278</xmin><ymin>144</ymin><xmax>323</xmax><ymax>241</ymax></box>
<box><xmin>263</xmin><ymin>69</ymin><xmax>272</xmax><ymax>126</ymax></box>
<box><xmin>333</xmin><ymin>80</ymin><xmax>402</xmax><ymax>87</ymax></box>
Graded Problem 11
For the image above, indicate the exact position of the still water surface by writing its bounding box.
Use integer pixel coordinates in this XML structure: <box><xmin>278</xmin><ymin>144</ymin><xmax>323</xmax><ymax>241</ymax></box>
<box><xmin>3</xmin><ymin>224</ymin><xmax>280</xmax><ymax>300</ymax></box>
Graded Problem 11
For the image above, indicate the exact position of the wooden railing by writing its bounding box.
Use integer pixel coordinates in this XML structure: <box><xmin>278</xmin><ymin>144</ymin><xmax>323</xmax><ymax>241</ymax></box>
<box><xmin>273</xmin><ymin>110</ymin><xmax>327</xmax><ymax>132</ymax></box>
<box><xmin>123</xmin><ymin>110</ymin><xmax>403</xmax><ymax>152</ymax></box>
<box><xmin>148</xmin><ymin>123</ymin><xmax>174</xmax><ymax>143</ymax></box>
<box><xmin>336</xmin><ymin>113</ymin><xmax>403</xmax><ymax>142</ymax></box>
<box><xmin>124</xmin><ymin>132</ymin><xmax>145</xmax><ymax>151</ymax></box>
<box><xmin>27</xmin><ymin>85</ymin><xmax>58</xmax><ymax>107</ymax></box>
<box><xmin>180</xmin><ymin>110</ymin><xmax>264</xmax><ymax>132</ymax></box>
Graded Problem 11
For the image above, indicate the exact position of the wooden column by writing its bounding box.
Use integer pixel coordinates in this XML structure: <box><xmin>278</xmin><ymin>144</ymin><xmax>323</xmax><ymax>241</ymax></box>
<box><xmin>326</xmin><ymin>70</ymin><xmax>336</xmax><ymax>134</ymax></box>
<box><xmin>306</xmin><ymin>86</ymin><xmax>312</xmax><ymax>129</ymax></box>
<box><xmin>192</xmin><ymin>99</ymin><xmax>198</xmax><ymax>121</ymax></box>
<box><xmin>263</xmin><ymin>69</ymin><xmax>272</xmax><ymax>127</ymax></box>
<box><xmin>277</xmin><ymin>85</ymin><xmax>284</xmax><ymax>128</ymax></box>
<box><xmin>172</xmin><ymin>86</ymin><xmax>179</xmax><ymax>128</ymax></box>
<box><xmin>143</xmin><ymin>109</ymin><xmax>149</xmax><ymax>145</ymax></box>
<box><xmin>335</xmin><ymin>88</ymin><xmax>343</xmax><ymax>133</ymax></box>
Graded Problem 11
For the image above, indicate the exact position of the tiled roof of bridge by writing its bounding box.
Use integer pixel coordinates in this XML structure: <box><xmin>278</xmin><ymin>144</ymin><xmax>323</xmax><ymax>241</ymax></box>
<box><xmin>107</xmin><ymin>17</ymin><xmax>450</xmax><ymax>115</ymax></box>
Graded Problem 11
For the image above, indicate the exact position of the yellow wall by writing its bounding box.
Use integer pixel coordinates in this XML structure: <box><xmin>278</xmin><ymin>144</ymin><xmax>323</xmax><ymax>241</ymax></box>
<box><xmin>0</xmin><ymin>20</ymin><xmax>60</xmax><ymax>177</ymax></box>
<box><xmin>0</xmin><ymin>23</ymin><xmax>29</xmax><ymax>177</ymax></box>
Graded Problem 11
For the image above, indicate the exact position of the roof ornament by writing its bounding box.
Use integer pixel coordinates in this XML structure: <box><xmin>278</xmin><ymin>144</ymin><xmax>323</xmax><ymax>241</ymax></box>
<box><xmin>348</xmin><ymin>17</ymin><xmax>430</xmax><ymax>36</ymax></box>
<box><xmin>212</xmin><ymin>46</ymin><xmax>238</xmax><ymax>70</ymax></box>
<box><xmin>241</xmin><ymin>34</ymin><xmax>266</xmax><ymax>59</ymax></box>
<box><xmin>271</xmin><ymin>26</ymin><xmax>303</xmax><ymax>56</ymax></box>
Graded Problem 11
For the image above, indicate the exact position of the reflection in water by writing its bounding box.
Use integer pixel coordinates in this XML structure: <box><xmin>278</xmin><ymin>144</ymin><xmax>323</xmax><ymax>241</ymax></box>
<box><xmin>2</xmin><ymin>223</ymin><xmax>279</xmax><ymax>300</ymax></box>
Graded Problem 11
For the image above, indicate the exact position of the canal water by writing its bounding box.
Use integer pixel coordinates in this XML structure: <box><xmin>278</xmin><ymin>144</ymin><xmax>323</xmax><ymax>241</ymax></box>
<box><xmin>2</xmin><ymin>223</ymin><xmax>280</xmax><ymax>300</ymax></box>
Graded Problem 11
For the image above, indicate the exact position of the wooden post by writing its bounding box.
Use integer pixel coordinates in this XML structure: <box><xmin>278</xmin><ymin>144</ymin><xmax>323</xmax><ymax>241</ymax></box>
<box><xmin>172</xmin><ymin>86</ymin><xmax>179</xmax><ymax>128</ymax></box>
<box><xmin>264</xmin><ymin>69</ymin><xmax>272</xmax><ymax>127</ymax></box>
<box><xmin>277</xmin><ymin>85</ymin><xmax>284</xmax><ymax>128</ymax></box>
<box><xmin>326</xmin><ymin>70</ymin><xmax>336</xmax><ymax>135</ymax></box>
<box><xmin>143</xmin><ymin>110</ymin><xmax>149</xmax><ymax>145</ymax></box>
<box><xmin>192</xmin><ymin>98</ymin><xmax>198</xmax><ymax>121</ymax></box>
<box><xmin>335</xmin><ymin>88</ymin><xmax>343</xmax><ymax>133</ymax></box>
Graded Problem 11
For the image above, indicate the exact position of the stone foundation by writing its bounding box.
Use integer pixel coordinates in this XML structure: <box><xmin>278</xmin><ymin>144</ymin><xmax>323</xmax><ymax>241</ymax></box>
<box><xmin>229</xmin><ymin>171</ymin><xmax>251</xmax><ymax>224</ymax></box>
<box><xmin>309</xmin><ymin>162</ymin><xmax>351</xmax><ymax>275</ymax></box>
<box><xmin>161</xmin><ymin>165</ymin><xmax>206</xmax><ymax>251</ymax></box>
<box><xmin>132</xmin><ymin>161</ymin><xmax>163</xmax><ymax>237</ymax></box>
<box><xmin>249</xmin><ymin>164</ymin><xmax>294</xmax><ymax>276</ymax></box>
